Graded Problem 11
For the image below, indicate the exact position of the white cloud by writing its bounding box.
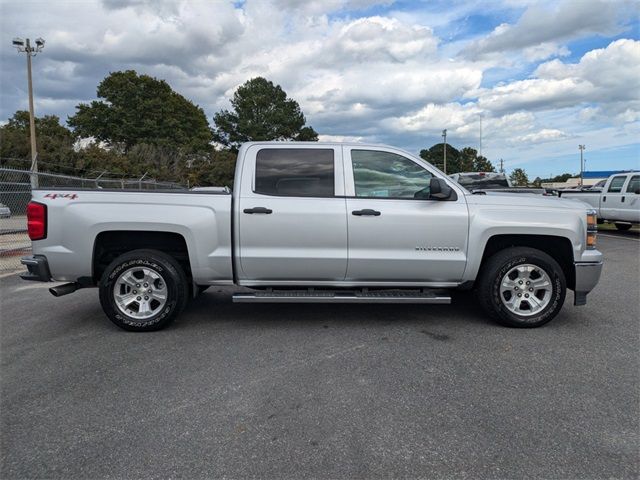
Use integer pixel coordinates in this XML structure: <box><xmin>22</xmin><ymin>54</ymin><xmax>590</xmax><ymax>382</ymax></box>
<box><xmin>508</xmin><ymin>128</ymin><xmax>569</xmax><ymax>145</ymax></box>
<box><xmin>329</xmin><ymin>16</ymin><xmax>438</xmax><ymax>62</ymax></box>
<box><xmin>478</xmin><ymin>39</ymin><xmax>640</xmax><ymax>116</ymax></box>
<box><xmin>463</xmin><ymin>0</ymin><xmax>624</xmax><ymax>59</ymax></box>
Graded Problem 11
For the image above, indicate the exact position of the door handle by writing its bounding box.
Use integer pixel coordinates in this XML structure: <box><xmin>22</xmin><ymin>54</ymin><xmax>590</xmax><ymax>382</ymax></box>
<box><xmin>603</xmin><ymin>196</ymin><xmax>607</xmax><ymax>202</ymax></box>
<box><xmin>352</xmin><ymin>209</ymin><xmax>381</xmax><ymax>216</ymax></box>
<box><xmin>622</xmin><ymin>196</ymin><xmax>626</xmax><ymax>202</ymax></box>
<box><xmin>243</xmin><ymin>207</ymin><xmax>273</xmax><ymax>214</ymax></box>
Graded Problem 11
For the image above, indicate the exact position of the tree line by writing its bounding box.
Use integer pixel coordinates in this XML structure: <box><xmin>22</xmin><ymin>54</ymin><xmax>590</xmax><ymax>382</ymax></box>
<box><xmin>0</xmin><ymin>69</ymin><xmax>569</xmax><ymax>187</ymax></box>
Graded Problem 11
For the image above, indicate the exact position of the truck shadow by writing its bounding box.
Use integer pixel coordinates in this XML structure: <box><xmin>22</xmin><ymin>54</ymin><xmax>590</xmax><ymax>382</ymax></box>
<box><xmin>599</xmin><ymin>228</ymin><xmax>640</xmax><ymax>239</ymax></box>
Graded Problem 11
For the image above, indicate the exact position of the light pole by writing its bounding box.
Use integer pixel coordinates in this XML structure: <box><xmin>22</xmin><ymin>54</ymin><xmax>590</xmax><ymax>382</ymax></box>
<box><xmin>479</xmin><ymin>114</ymin><xmax>483</xmax><ymax>158</ymax></box>
<box><xmin>12</xmin><ymin>37</ymin><xmax>45</xmax><ymax>188</ymax></box>
<box><xmin>578</xmin><ymin>144</ymin><xmax>586</xmax><ymax>188</ymax></box>
<box><xmin>442</xmin><ymin>129</ymin><xmax>447</xmax><ymax>174</ymax></box>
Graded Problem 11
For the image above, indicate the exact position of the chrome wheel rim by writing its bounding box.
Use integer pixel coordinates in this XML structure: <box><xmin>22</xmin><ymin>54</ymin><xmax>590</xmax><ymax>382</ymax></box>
<box><xmin>113</xmin><ymin>266</ymin><xmax>168</xmax><ymax>320</ymax></box>
<box><xmin>499</xmin><ymin>264</ymin><xmax>553</xmax><ymax>317</ymax></box>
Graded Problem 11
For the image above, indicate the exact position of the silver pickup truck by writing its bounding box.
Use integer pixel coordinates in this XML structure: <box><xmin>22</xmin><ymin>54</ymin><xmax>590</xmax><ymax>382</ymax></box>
<box><xmin>21</xmin><ymin>142</ymin><xmax>603</xmax><ymax>331</ymax></box>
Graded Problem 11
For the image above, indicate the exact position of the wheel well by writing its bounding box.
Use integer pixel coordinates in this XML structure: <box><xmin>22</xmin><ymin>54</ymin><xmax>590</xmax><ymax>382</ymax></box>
<box><xmin>93</xmin><ymin>231</ymin><xmax>192</xmax><ymax>284</ymax></box>
<box><xmin>479</xmin><ymin>234</ymin><xmax>575</xmax><ymax>289</ymax></box>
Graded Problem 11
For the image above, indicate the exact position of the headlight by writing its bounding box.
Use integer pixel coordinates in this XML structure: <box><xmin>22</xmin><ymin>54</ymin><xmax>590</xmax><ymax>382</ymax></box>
<box><xmin>586</xmin><ymin>209</ymin><xmax>597</xmax><ymax>249</ymax></box>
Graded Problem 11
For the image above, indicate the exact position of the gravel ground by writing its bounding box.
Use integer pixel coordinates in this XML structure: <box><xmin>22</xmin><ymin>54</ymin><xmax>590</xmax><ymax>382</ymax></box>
<box><xmin>1</xmin><ymin>233</ymin><xmax>638</xmax><ymax>479</ymax></box>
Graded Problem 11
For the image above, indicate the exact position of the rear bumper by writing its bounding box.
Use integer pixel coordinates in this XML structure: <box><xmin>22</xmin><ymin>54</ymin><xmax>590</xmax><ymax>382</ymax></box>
<box><xmin>573</xmin><ymin>260</ymin><xmax>603</xmax><ymax>306</ymax></box>
<box><xmin>20</xmin><ymin>255</ymin><xmax>52</xmax><ymax>282</ymax></box>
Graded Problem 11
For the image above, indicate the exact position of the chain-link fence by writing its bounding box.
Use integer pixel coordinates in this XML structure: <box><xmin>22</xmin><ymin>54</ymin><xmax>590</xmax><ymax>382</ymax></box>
<box><xmin>0</xmin><ymin>167</ymin><xmax>185</xmax><ymax>272</ymax></box>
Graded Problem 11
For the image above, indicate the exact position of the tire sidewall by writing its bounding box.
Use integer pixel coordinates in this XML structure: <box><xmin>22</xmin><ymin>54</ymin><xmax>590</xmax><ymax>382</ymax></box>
<box><xmin>489</xmin><ymin>252</ymin><xmax>565</xmax><ymax>327</ymax></box>
<box><xmin>100</xmin><ymin>253</ymin><xmax>183</xmax><ymax>331</ymax></box>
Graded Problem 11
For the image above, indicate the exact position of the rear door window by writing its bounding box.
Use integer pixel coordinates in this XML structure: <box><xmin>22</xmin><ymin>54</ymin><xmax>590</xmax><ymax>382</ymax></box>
<box><xmin>607</xmin><ymin>176</ymin><xmax>627</xmax><ymax>193</ymax></box>
<box><xmin>255</xmin><ymin>148</ymin><xmax>335</xmax><ymax>197</ymax></box>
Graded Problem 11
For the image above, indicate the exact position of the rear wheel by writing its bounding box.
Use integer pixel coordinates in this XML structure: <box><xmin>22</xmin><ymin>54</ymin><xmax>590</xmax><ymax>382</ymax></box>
<box><xmin>477</xmin><ymin>247</ymin><xmax>566</xmax><ymax>328</ymax></box>
<box><xmin>614</xmin><ymin>222</ymin><xmax>632</xmax><ymax>231</ymax></box>
<box><xmin>99</xmin><ymin>249</ymin><xmax>189</xmax><ymax>331</ymax></box>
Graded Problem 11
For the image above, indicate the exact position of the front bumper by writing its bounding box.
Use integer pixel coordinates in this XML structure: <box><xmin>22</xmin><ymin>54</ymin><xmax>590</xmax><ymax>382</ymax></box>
<box><xmin>573</xmin><ymin>260</ymin><xmax>603</xmax><ymax>306</ymax></box>
<box><xmin>20</xmin><ymin>255</ymin><xmax>52</xmax><ymax>282</ymax></box>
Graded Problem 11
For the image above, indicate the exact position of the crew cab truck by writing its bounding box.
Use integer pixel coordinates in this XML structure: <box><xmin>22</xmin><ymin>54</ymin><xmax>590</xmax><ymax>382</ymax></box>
<box><xmin>559</xmin><ymin>172</ymin><xmax>640</xmax><ymax>230</ymax></box>
<box><xmin>21</xmin><ymin>142</ymin><xmax>603</xmax><ymax>331</ymax></box>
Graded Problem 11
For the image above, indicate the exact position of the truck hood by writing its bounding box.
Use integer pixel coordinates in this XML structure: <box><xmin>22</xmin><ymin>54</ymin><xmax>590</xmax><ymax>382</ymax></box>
<box><xmin>465</xmin><ymin>192</ymin><xmax>591</xmax><ymax>212</ymax></box>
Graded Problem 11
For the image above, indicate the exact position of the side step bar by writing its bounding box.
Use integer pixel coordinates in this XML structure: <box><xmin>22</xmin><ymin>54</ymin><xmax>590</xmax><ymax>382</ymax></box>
<box><xmin>233</xmin><ymin>289</ymin><xmax>451</xmax><ymax>304</ymax></box>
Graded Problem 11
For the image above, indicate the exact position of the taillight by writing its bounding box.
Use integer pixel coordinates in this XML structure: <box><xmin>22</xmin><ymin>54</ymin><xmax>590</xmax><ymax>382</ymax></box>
<box><xmin>27</xmin><ymin>201</ymin><xmax>47</xmax><ymax>240</ymax></box>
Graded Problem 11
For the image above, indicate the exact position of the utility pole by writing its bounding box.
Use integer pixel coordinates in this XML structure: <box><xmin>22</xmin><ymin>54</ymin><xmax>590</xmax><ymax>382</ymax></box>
<box><xmin>499</xmin><ymin>158</ymin><xmax>504</xmax><ymax>173</ymax></box>
<box><xmin>579</xmin><ymin>144</ymin><xmax>586</xmax><ymax>188</ymax></box>
<box><xmin>479</xmin><ymin>115</ymin><xmax>483</xmax><ymax>158</ymax></box>
<box><xmin>12</xmin><ymin>37</ymin><xmax>45</xmax><ymax>188</ymax></box>
<box><xmin>442</xmin><ymin>129</ymin><xmax>447</xmax><ymax>174</ymax></box>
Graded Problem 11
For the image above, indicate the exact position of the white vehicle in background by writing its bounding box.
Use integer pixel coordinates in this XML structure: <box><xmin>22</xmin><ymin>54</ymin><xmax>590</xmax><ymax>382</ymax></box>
<box><xmin>0</xmin><ymin>203</ymin><xmax>11</xmax><ymax>218</ymax></box>
<box><xmin>559</xmin><ymin>172</ymin><xmax>640</xmax><ymax>230</ymax></box>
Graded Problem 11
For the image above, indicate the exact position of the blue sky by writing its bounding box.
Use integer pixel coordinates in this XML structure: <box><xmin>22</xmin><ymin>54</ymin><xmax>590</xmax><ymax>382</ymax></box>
<box><xmin>1</xmin><ymin>0</ymin><xmax>639</xmax><ymax>178</ymax></box>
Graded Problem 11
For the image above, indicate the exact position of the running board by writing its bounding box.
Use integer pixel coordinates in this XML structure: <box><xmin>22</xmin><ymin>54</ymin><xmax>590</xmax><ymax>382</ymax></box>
<box><xmin>232</xmin><ymin>289</ymin><xmax>451</xmax><ymax>304</ymax></box>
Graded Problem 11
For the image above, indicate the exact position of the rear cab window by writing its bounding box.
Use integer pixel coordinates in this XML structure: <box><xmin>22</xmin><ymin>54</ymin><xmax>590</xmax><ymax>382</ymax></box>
<box><xmin>254</xmin><ymin>148</ymin><xmax>335</xmax><ymax>197</ymax></box>
<box><xmin>456</xmin><ymin>174</ymin><xmax>509</xmax><ymax>190</ymax></box>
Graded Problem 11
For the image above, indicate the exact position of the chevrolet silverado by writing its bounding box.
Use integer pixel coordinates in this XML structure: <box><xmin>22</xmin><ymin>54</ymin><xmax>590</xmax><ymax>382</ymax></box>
<box><xmin>21</xmin><ymin>142</ymin><xmax>603</xmax><ymax>331</ymax></box>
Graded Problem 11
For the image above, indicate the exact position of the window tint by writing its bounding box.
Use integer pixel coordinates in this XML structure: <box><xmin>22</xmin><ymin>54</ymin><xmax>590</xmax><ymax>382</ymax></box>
<box><xmin>351</xmin><ymin>150</ymin><xmax>433</xmax><ymax>198</ymax></box>
<box><xmin>625</xmin><ymin>175</ymin><xmax>640</xmax><ymax>193</ymax></box>
<box><xmin>255</xmin><ymin>148</ymin><xmax>334</xmax><ymax>197</ymax></box>
<box><xmin>607</xmin><ymin>176</ymin><xmax>627</xmax><ymax>193</ymax></box>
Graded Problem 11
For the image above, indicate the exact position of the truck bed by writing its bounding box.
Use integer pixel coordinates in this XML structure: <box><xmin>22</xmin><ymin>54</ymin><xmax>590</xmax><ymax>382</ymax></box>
<box><xmin>29</xmin><ymin>188</ymin><xmax>234</xmax><ymax>284</ymax></box>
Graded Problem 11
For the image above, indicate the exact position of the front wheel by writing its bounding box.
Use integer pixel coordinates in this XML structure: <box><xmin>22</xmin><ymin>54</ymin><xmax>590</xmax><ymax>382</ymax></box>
<box><xmin>99</xmin><ymin>249</ymin><xmax>189</xmax><ymax>331</ymax></box>
<box><xmin>477</xmin><ymin>247</ymin><xmax>566</xmax><ymax>328</ymax></box>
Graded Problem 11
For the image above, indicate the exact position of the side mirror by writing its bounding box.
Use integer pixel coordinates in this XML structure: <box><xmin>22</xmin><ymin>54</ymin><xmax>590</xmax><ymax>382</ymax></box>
<box><xmin>635</xmin><ymin>188</ymin><xmax>640</xmax><ymax>195</ymax></box>
<box><xmin>429</xmin><ymin>177</ymin><xmax>457</xmax><ymax>201</ymax></box>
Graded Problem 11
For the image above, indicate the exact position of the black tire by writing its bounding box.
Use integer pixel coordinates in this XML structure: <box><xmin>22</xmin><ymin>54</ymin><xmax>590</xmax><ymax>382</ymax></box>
<box><xmin>614</xmin><ymin>222</ymin><xmax>632</xmax><ymax>231</ymax></box>
<box><xmin>476</xmin><ymin>247</ymin><xmax>566</xmax><ymax>328</ymax></box>
<box><xmin>99</xmin><ymin>249</ymin><xmax>189</xmax><ymax>331</ymax></box>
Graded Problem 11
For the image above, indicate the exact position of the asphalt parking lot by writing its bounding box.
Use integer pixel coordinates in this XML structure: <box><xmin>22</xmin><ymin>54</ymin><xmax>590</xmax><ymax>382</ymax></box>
<box><xmin>1</xmin><ymin>232</ymin><xmax>639</xmax><ymax>479</ymax></box>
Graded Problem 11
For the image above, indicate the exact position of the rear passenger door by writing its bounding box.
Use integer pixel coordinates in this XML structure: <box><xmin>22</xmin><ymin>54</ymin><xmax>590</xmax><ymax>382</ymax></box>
<box><xmin>601</xmin><ymin>175</ymin><xmax>628</xmax><ymax>220</ymax></box>
<box><xmin>237</xmin><ymin>145</ymin><xmax>348</xmax><ymax>282</ymax></box>
<box><xmin>621</xmin><ymin>175</ymin><xmax>640</xmax><ymax>222</ymax></box>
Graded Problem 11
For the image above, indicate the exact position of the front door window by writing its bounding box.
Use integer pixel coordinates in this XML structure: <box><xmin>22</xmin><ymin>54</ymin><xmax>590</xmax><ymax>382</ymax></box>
<box><xmin>351</xmin><ymin>150</ymin><xmax>433</xmax><ymax>199</ymax></box>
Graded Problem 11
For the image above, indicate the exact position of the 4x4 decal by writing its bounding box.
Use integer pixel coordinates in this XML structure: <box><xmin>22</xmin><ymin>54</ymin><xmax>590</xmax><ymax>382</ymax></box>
<box><xmin>44</xmin><ymin>193</ymin><xmax>78</xmax><ymax>200</ymax></box>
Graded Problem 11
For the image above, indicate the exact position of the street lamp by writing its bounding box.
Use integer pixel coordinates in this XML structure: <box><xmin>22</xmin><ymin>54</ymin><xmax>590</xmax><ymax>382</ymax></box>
<box><xmin>12</xmin><ymin>36</ymin><xmax>45</xmax><ymax>188</ymax></box>
<box><xmin>442</xmin><ymin>129</ymin><xmax>447</xmax><ymax>174</ymax></box>
<box><xmin>579</xmin><ymin>144</ymin><xmax>586</xmax><ymax>188</ymax></box>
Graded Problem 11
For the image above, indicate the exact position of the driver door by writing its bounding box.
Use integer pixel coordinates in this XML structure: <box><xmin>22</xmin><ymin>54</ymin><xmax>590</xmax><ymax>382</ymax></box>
<box><xmin>343</xmin><ymin>146</ymin><xmax>468</xmax><ymax>283</ymax></box>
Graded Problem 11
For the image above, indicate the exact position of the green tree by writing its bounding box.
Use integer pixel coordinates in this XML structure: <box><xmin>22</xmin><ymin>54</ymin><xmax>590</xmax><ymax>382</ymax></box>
<box><xmin>419</xmin><ymin>144</ymin><xmax>495</xmax><ymax>174</ymax></box>
<box><xmin>68</xmin><ymin>70</ymin><xmax>212</xmax><ymax>153</ymax></box>
<box><xmin>184</xmin><ymin>149</ymin><xmax>237</xmax><ymax>188</ymax></box>
<box><xmin>0</xmin><ymin>111</ymin><xmax>75</xmax><ymax>171</ymax></box>
<box><xmin>509</xmin><ymin>168</ymin><xmax>529</xmax><ymax>186</ymax></box>
<box><xmin>419</xmin><ymin>143</ymin><xmax>461</xmax><ymax>173</ymax></box>
<box><xmin>213</xmin><ymin>77</ymin><xmax>318</xmax><ymax>150</ymax></box>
